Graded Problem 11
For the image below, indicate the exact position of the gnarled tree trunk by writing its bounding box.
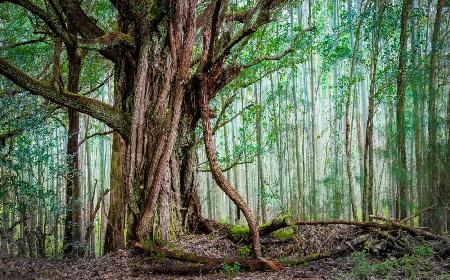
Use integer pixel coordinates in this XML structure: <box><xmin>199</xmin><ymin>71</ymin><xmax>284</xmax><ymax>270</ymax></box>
<box><xmin>103</xmin><ymin>1</ymin><xmax>201</xmax><ymax>247</ymax></box>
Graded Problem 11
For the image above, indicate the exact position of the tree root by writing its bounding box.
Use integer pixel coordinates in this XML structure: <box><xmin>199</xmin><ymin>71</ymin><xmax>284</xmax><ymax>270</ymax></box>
<box><xmin>131</xmin><ymin>242</ymin><xmax>283</xmax><ymax>273</ymax></box>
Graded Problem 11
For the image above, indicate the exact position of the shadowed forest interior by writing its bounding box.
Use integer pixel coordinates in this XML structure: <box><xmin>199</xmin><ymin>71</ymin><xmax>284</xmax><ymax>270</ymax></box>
<box><xmin>0</xmin><ymin>0</ymin><xmax>449</xmax><ymax>279</ymax></box>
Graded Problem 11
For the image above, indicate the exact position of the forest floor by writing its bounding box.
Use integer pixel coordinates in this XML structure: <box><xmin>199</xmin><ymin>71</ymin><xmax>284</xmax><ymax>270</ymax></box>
<box><xmin>1</xmin><ymin>225</ymin><xmax>450</xmax><ymax>280</ymax></box>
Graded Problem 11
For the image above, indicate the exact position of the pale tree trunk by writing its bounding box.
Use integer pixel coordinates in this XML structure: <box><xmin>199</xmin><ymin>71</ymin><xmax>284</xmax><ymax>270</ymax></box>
<box><xmin>446</xmin><ymin>86</ymin><xmax>450</xmax><ymax>230</ymax></box>
<box><xmin>255</xmin><ymin>81</ymin><xmax>267</xmax><ymax>223</ymax></box>
<box><xmin>231</xmin><ymin>116</ymin><xmax>241</xmax><ymax>223</ymax></box>
<box><xmin>345</xmin><ymin>0</ymin><xmax>366</xmax><ymax>221</ymax></box>
<box><xmin>222</xmin><ymin>96</ymin><xmax>235</xmax><ymax>223</ymax></box>
<box><xmin>83</xmin><ymin>115</ymin><xmax>96</xmax><ymax>255</ymax></box>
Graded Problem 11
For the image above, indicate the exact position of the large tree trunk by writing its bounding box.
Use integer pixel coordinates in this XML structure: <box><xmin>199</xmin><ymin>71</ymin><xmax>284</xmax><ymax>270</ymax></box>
<box><xmin>104</xmin><ymin>133</ymin><xmax>126</xmax><ymax>252</ymax></box>
<box><xmin>102</xmin><ymin>2</ymin><xmax>201</xmax><ymax>246</ymax></box>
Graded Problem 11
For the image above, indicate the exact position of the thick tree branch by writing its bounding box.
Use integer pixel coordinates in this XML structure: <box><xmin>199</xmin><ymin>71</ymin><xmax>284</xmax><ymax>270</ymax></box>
<box><xmin>0</xmin><ymin>57</ymin><xmax>129</xmax><ymax>139</ymax></box>
<box><xmin>3</xmin><ymin>0</ymin><xmax>120</xmax><ymax>61</ymax></box>
<box><xmin>78</xmin><ymin>32</ymin><xmax>134</xmax><ymax>51</ymax></box>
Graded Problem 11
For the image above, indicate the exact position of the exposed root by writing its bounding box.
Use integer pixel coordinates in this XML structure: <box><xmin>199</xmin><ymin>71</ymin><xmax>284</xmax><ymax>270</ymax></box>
<box><xmin>132</xmin><ymin>242</ymin><xmax>283</xmax><ymax>273</ymax></box>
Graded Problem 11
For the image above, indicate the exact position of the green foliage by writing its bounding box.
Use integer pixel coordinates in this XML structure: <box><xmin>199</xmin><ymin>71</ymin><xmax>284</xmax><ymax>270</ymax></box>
<box><xmin>273</xmin><ymin>227</ymin><xmax>295</xmax><ymax>240</ymax></box>
<box><xmin>345</xmin><ymin>246</ymin><xmax>435</xmax><ymax>279</ymax></box>
<box><xmin>237</xmin><ymin>245</ymin><xmax>251</xmax><ymax>257</ymax></box>
<box><xmin>349</xmin><ymin>251</ymin><xmax>373</xmax><ymax>279</ymax></box>
<box><xmin>413</xmin><ymin>245</ymin><xmax>433</xmax><ymax>257</ymax></box>
<box><xmin>222</xmin><ymin>262</ymin><xmax>241</xmax><ymax>275</ymax></box>
<box><xmin>152</xmin><ymin>250</ymin><xmax>166</xmax><ymax>263</ymax></box>
<box><xmin>228</xmin><ymin>224</ymin><xmax>249</xmax><ymax>240</ymax></box>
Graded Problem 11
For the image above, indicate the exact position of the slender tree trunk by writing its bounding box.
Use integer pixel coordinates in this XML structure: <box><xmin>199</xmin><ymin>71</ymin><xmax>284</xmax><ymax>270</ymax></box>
<box><xmin>345</xmin><ymin>0</ymin><xmax>365</xmax><ymax>221</ymax></box>
<box><xmin>63</xmin><ymin>44</ymin><xmax>83</xmax><ymax>257</ymax></box>
<box><xmin>363</xmin><ymin>0</ymin><xmax>382</xmax><ymax>221</ymax></box>
<box><xmin>411</xmin><ymin>0</ymin><xmax>424</xmax><ymax>226</ymax></box>
<box><xmin>255</xmin><ymin>81</ymin><xmax>267</xmax><ymax>222</ymax></box>
<box><xmin>231</xmin><ymin>116</ymin><xmax>241</xmax><ymax>223</ymax></box>
<box><xmin>222</xmin><ymin>96</ymin><xmax>234</xmax><ymax>223</ymax></box>
<box><xmin>200</xmin><ymin>79</ymin><xmax>262</xmax><ymax>257</ymax></box>
<box><xmin>446</xmin><ymin>86</ymin><xmax>450</xmax><ymax>230</ymax></box>
<box><xmin>395</xmin><ymin>0</ymin><xmax>411</xmax><ymax>220</ymax></box>
<box><xmin>427</xmin><ymin>0</ymin><xmax>444</xmax><ymax>233</ymax></box>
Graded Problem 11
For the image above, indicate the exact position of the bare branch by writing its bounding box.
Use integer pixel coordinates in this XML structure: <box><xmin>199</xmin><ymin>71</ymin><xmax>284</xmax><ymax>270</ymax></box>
<box><xmin>242</xmin><ymin>27</ymin><xmax>314</xmax><ymax>69</ymax></box>
<box><xmin>82</xmin><ymin>72</ymin><xmax>113</xmax><ymax>96</ymax></box>
<box><xmin>0</xmin><ymin>37</ymin><xmax>47</xmax><ymax>49</ymax></box>
<box><xmin>78</xmin><ymin>130</ymin><xmax>113</xmax><ymax>146</ymax></box>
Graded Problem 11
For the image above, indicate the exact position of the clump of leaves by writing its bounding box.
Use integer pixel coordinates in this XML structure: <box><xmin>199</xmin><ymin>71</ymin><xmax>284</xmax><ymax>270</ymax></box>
<box><xmin>228</xmin><ymin>224</ymin><xmax>249</xmax><ymax>240</ymax></box>
<box><xmin>237</xmin><ymin>245</ymin><xmax>251</xmax><ymax>257</ymax></box>
<box><xmin>273</xmin><ymin>227</ymin><xmax>294</xmax><ymax>240</ymax></box>
<box><xmin>152</xmin><ymin>250</ymin><xmax>166</xmax><ymax>263</ymax></box>
<box><xmin>223</xmin><ymin>262</ymin><xmax>240</xmax><ymax>276</ymax></box>
<box><xmin>398</xmin><ymin>254</ymin><xmax>421</xmax><ymax>279</ymax></box>
<box><xmin>413</xmin><ymin>245</ymin><xmax>433</xmax><ymax>257</ymax></box>
<box><xmin>349</xmin><ymin>251</ymin><xmax>373</xmax><ymax>279</ymax></box>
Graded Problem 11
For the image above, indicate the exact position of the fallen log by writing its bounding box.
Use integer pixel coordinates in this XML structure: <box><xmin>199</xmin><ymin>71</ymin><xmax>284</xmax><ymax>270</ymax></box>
<box><xmin>289</xmin><ymin>234</ymin><xmax>369</xmax><ymax>266</ymax></box>
<box><xmin>370</xmin><ymin>229</ymin><xmax>408</xmax><ymax>252</ymax></box>
<box><xmin>145</xmin><ymin>264</ymin><xmax>221</xmax><ymax>275</ymax></box>
<box><xmin>197</xmin><ymin>216</ymin><xmax>292</xmax><ymax>242</ymax></box>
<box><xmin>131</xmin><ymin>242</ymin><xmax>283</xmax><ymax>272</ymax></box>
<box><xmin>295</xmin><ymin>220</ymin><xmax>449</xmax><ymax>243</ymax></box>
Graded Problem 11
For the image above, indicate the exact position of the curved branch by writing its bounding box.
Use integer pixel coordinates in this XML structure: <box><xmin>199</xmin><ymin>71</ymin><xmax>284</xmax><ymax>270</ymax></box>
<box><xmin>0</xmin><ymin>57</ymin><xmax>129</xmax><ymax>140</ymax></box>
<box><xmin>78</xmin><ymin>130</ymin><xmax>113</xmax><ymax>146</ymax></box>
<box><xmin>212</xmin><ymin>0</ymin><xmax>287</xmax><ymax>65</ymax></box>
<box><xmin>199</xmin><ymin>79</ymin><xmax>263</xmax><ymax>259</ymax></box>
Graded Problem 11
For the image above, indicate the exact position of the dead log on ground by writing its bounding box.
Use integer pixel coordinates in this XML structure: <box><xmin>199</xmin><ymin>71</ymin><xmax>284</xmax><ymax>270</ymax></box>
<box><xmin>295</xmin><ymin>220</ymin><xmax>449</xmax><ymax>243</ymax></box>
<box><xmin>132</xmin><ymin>242</ymin><xmax>283</xmax><ymax>272</ymax></box>
<box><xmin>289</xmin><ymin>234</ymin><xmax>369</xmax><ymax>266</ymax></box>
